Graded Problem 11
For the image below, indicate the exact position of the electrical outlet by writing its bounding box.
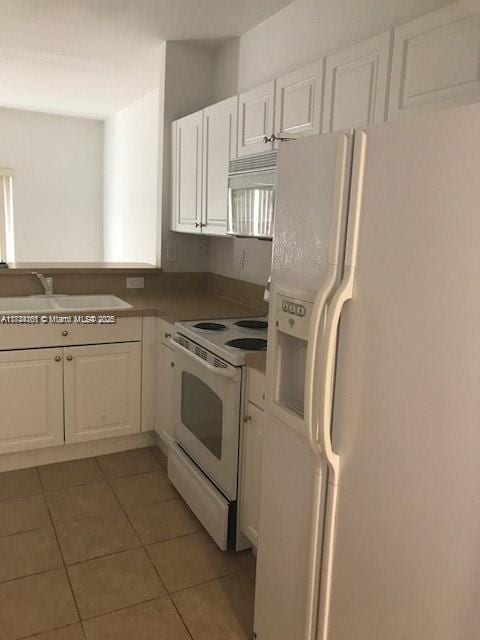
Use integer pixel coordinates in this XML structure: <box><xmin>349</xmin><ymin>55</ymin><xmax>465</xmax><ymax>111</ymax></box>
<box><xmin>126</xmin><ymin>277</ymin><xmax>144</xmax><ymax>289</ymax></box>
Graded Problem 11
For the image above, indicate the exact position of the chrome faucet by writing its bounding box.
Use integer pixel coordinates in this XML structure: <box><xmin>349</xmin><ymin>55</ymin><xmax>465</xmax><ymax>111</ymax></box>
<box><xmin>32</xmin><ymin>272</ymin><xmax>54</xmax><ymax>296</ymax></box>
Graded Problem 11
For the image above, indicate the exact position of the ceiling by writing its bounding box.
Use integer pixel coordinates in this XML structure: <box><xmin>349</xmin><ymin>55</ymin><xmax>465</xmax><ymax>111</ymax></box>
<box><xmin>0</xmin><ymin>0</ymin><xmax>292</xmax><ymax>119</ymax></box>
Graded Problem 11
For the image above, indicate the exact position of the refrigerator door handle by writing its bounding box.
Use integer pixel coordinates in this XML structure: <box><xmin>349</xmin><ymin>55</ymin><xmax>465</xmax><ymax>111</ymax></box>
<box><xmin>317</xmin><ymin>130</ymin><xmax>367</xmax><ymax>485</ymax></box>
<box><xmin>304</xmin><ymin>263</ymin><xmax>338</xmax><ymax>456</ymax></box>
<box><xmin>315</xmin><ymin>131</ymin><xmax>367</xmax><ymax>640</ymax></box>
<box><xmin>305</xmin><ymin>132</ymin><xmax>352</xmax><ymax>459</ymax></box>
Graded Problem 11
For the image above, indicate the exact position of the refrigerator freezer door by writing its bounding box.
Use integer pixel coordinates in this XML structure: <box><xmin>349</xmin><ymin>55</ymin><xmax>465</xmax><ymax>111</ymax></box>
<box><xmin>255</xmin><ymin>131</ymin><xmax>354</xmax><ymax>640</ymax></box>
<box><xmin>321</xmin><ymin>103</ymin><xmax>480</xmax><ymax>640</ymax></box>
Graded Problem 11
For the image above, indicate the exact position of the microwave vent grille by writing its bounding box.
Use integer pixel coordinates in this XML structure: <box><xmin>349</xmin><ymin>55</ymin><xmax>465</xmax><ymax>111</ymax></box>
<box><xmin>229</xmin><ymin>151</ymin><xmax>277</xmax><ymax>175</ymax></box>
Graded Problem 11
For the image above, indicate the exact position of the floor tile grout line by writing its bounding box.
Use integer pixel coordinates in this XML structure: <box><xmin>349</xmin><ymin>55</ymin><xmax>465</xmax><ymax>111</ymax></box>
<box><xmin>98</xmin><ymin>453</ymin><xmax>195</xmax><ymax>638</ymax></box>
<box><xmin>18</xmin><ymin>622</ymin><xmax>83</xmax><ymax>640</ymax></box>
<box><xmin>0</xmin><ymin>450</ymin><xmax>254</xmax><ymax>637</ymax></box>
<box><xmin>42</xmin><ymin>480</ymin><xmax>87</xmax><ymax>639</ymax></box>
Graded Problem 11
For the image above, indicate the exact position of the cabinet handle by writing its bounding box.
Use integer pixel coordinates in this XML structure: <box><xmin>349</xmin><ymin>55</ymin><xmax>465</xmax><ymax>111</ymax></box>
<box><xmin>54</xmin><ymin>355</ymin><xmax>62</xmax><ymax>362</ymax></box>
<box><xmin>62</xmin><ymin>330</ymin><xmax>68</xmax><ymax>336</ymax></box>
<box><xmin>243</xmin><ymin>415</ymin><xmax>252</xmax><ymax>423</ymax></box>
<box><xmin>66</xmin><ymin>355</ymin><xmax>73</xmax><ymax>361</ymax></box>
<box><xmin>170</xmin><ymin>361</ymin><xmax>175</xmax><ymax>368</ymax></box>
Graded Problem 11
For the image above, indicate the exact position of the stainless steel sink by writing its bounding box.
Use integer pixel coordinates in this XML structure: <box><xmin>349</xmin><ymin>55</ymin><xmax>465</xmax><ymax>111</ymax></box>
<box><xmin>0</xmin><ymin>295</ymin><xmax>132</xmax><ymax>313</ymax></box>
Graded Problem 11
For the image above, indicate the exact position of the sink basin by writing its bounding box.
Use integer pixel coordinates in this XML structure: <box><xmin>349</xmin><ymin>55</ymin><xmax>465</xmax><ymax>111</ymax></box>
<box><xmin>0</xmin><ymin>297</ymin><xmax>60</xmax><ymax>313</ymax></box>
<box><xmin>55</xmin><ymin>295</ymin><xmax>132</xmax><ymax>311</ymax></box>
<box><xmin>0</xmin><ymin>295</ymin><xmax>132</xmax><ymax>314</ymax></box>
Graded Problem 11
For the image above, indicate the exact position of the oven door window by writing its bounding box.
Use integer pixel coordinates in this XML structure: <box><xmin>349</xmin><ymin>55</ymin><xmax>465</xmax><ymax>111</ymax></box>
<box><xmin>181</xmin><ymin>372</ymin><xmax>223</xmax><ymax>460</ymax></box>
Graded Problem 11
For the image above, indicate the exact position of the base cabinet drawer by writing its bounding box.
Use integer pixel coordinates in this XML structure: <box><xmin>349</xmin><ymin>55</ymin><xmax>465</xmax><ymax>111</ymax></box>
<box><xmin>64</xmin><ymin>342</ymin><xmax>141</xmax><ymax>444</ymax></box>
<box><xmin>0</xmin><ymin>348</ymin><xmax>64</xmax><ymax>454</ymax></box>
<box><xmin>0</xmin><ymin>317</ymin><xmax>142</xmax><ymax>351</ymax></box>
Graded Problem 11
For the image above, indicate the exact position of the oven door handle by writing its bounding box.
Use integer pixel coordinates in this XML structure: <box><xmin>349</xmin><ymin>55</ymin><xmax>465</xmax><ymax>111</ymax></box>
<box><xmin>168</xmin><ymin>338</ymin><xmax>239</xmax><ymax>380</ymax></box>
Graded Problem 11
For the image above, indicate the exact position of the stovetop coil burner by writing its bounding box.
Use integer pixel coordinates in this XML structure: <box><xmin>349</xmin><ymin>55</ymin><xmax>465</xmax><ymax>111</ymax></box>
<box><xmin>235</xmin><ymin>320</ymin><xmax>268</xmax><ymax>330</ymax></box>
<box><xmin>193</xmin><ymin>322</ymin><xmax>227</xmax><ymax>331</ymax></box>
<box><xmin>226</xmin><ymin>338</ymin><xmax>267</xmax><ymax>351</ymax></box>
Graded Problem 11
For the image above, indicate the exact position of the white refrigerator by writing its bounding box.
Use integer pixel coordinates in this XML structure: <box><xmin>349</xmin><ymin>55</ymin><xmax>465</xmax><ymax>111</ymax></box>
<box><xmin>254</xmin><ymin>102</ymin><xmax>480</xmax><ymax>640</ymax></box>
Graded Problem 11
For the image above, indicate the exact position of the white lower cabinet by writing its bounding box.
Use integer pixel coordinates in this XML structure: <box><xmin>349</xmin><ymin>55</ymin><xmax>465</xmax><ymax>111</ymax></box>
<box><xmin>0</xmin><ymin>338</ymin><xmax>142</xmax><ymax>455</ymax></box>
<box><xmin>155</xmin><ymin>319</ymin><xmax>176</xmax><ymax>444</ymax></box>
<box><xmin>155</xmin><ymin>341</ymin><xmax>175</xmax><ymax>442</ymax></box>
<box><xmin>0</xmin><ymin>348</ymin><xmax>64</xmax><ymax>454</ymax></box>
<box><xmin>241</xmin><ymin>400</ymin><xmax>265</xmax><ymax>547</ymax></box>
<box><xmin>64</xmin><ymin>342</ymin><xmax>141</xmax><ymax>444</ymax></box>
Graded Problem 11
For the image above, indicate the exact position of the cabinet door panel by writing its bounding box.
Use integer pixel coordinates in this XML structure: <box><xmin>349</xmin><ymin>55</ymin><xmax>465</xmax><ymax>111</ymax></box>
<box><xmin>202</xmin><ymin>96</ymin><xmax>237</xmax><ymax>236</ymax></box>
<box><xmin>275</xmin><ymin>60</ymin><xmax>324</xmax><ymax>138</ymax></box>
<box><xmin>389</xmin><ymin>2</ymin><xmax>480</xmax><ymax>119</ymax></box>
<box><xmin>172</xmin><ymin>111</ymin><xmax>203</xmax><ymax>233</ymax></box>
<box><xmin>64</xmin><ymin>342</ymin><xmax>141</xmax><ymax>443</ymax></box>
<box><xmin>0</xmin><ymin>348</ymin><xmax>64</xmax><ymax>453</ymax></box>
<box><xmin>238</xmin><ymin>82</ymin><xmax>275</xmax><ymax>157</ymax></box>
<box><xmin>323</xmin><ymin>31</ymin><xmax>392</xmax><ymax>133</ymax></box>
<box><xmin>240</xmin><ymin>402</ymin><xmax>264</xmax><ymax>547</ymax></box>
<box><xmin>155</xmin><ymin>342</ymin><xmax>175</xmax><ymax>442</ymax></box>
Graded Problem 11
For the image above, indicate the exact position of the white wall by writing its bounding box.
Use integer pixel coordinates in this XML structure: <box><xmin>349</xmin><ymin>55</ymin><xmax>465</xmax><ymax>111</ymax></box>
<box><xmin>0</xmin><ymin>107</ymin><xmax>103</xmax><ymax>262</ymax></box>
<box><xmin>103</xmin><ymin>88</ymin><xmax>160</xmax><ymax>264</ymax></box>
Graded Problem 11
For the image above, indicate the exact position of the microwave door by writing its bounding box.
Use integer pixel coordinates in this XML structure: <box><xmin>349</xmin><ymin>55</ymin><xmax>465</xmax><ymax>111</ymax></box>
<box><xmin>228</xmin><ymin>171</ymin><xmax>276</xmax><ymax>239</ymax></box>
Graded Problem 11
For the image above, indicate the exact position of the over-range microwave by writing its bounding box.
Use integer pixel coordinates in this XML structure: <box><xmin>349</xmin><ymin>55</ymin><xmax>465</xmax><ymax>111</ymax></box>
<box><xmin>227</xmin><ymin>151</ymin><xmax>277</xmax><ymax>239</ymax></box>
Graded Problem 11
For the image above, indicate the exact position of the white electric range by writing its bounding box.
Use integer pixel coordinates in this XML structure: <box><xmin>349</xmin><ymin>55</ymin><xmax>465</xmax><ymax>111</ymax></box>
<box><xmin>166</xmin><ymin>317</ymin><xmax>268</xmax><ymax>551</ymax></box>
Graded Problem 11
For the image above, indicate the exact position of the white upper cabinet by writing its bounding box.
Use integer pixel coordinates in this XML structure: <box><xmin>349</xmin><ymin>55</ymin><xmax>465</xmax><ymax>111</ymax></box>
<box><xmin>238</xmin><ymin>81</ymin><xmax>275</xmax><ymax>157</ymax></box>
<box><xmin>171</xmin><ymin>110</ymin><xmax>203</xmax><ymax>233</ymax></box>
<box><xmin>202</xmin><ymin>96</ymin><xmax>238</xmax><ymax>235</ymax></box>
<box><xmin>275</xmin><ymin>60</ymin><xmax>325</xmax><ymax>138</ymax></box>
<box><xmin>323</xmin><ymin>31</ymin><xmax>392</xmax><ymax>133</ymax></box>
<box><xmin>389</xmin><ymin>1</ymin><xmax>480</xmax><ymax>119</ymax></box>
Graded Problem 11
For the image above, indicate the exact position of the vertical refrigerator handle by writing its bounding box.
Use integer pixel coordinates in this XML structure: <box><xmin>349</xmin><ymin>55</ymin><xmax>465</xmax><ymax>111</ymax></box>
<box><xmin>315</xmin><ymin>130</ymin><xmax>367</xmax><ymax>640</ymax></box>
<box><xmin>304</xmin><ymin>132</ymin><xmax>352</xmax><ymax>458</ymax></box>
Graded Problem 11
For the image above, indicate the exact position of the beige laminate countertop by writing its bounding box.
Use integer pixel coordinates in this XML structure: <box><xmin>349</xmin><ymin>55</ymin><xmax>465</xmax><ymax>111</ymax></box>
<box><xmin>114</xmin><ymin>293</ymin><xmax>265</xmax><ymax>324</ymax></box>
<box><xmin>245</xmin><ymin>352</ymin><xmax>267</xmax><ymax>375</ymax></box>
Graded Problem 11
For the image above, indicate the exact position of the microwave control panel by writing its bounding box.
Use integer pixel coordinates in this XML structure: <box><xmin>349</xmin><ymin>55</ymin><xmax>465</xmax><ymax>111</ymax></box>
<box><xmin>275</xmin><ymin>294</ymin><xmax>313</xmax><ymax>340</ymax></box>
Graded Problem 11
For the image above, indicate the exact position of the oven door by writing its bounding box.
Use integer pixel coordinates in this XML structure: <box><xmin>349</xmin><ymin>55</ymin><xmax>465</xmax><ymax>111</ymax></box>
<box><xmin>169</xmin><ymin>338</ymin><xmax>242</xmax><ymax>500</ymax></box>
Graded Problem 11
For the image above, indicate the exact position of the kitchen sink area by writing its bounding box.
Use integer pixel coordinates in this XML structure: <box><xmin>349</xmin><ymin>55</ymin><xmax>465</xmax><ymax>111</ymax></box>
<box><xmin>0</xmin><ymin>294</ymin><xmax>132</xmax><ymax>313</ymax></box>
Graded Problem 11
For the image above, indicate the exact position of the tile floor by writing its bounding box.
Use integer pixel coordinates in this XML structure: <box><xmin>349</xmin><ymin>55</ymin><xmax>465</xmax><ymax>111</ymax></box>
<box><xmin>0</xmin><ymin>447</ymin><xmax>256</xmax><ymax>640</ymax></box>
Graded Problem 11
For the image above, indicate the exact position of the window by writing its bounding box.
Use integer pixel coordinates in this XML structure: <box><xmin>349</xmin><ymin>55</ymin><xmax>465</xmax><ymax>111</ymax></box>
<box><xmin>0</xmin><ymin>169</ymin><xmax>14</xmax><ymax>263</ymax></box>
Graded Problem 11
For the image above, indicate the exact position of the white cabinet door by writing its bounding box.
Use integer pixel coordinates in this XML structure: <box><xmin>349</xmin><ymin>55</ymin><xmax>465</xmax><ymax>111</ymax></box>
<box><xmin>0</xmin><ymin>348</ymin><xmax>64</xmax><ymax>454</ymax></box>
<box><xmin>240</xmin><ymin>402</ymin><xmax>264</xmax><ymax>547</ymax></box>
<box><xmin>238</xmin><ymin>81</ymin><xmax>275</xmax><ymax>157</ymax></box>
<box><xmin>202</xmin><ymin>96</ymin><xmax>238</xmax><ymax>236</ymax></box>
<box><xmin>155</xmin><ymin>342</ymin><xmax>175</xmax><ymax>443</ymax></box>
<box><xmin>323</xmin><ymin>31</ymin><xmax>392</xmax><ymax>133</ymax></box>
<box><xmin>389</xmin><ymin>1</ymin><xmax>480</xmax><ymax>120</ymax></box>
<box><xmin>275</xmin><ymin>60</ymin><xmax>325</xmax><ymax>138</ymax></box>
<box><xmin>171</xmin><ymin>111</ymin><xmax>203</xmax><ymax>233</ymax></box>
<box><xmin>64</xmin><ymin>342</ymin><xmax>141</xmax><ymax>444</ymax></box>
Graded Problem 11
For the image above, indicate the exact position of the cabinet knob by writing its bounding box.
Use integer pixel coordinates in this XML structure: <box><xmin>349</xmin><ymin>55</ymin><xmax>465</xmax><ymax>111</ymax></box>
<box><xmin>164</xmin><ymin>332</ymin><xmax>171</xmax><ymax>339</ymax></box>
<box><xmin>194</xmin><ymin>222</ymin><xmax>200</xmax><ymax>228</ymax></box>
<box><xmin>66</xmin><ymin>355</ymin><xmax>73</xmax><ymax>361</ymax></box>
<box><xmin>170</xmin><ymin>362</ymin><xmax>175</xmax><ymax>368</ymax></box>
<box><xmin>243</xmin><ymin>415</ymin><xmax>252</xmax><ymax>423</ymax></box>
<box><xmin>54</xmin><ymin>355</ymin><xmax>61</xmax><ymax>362</ymax></box>
<box><xmin>62</xmin><ymin>330</ymin><xmax>68</xmax><ymax>336</ymax></box>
